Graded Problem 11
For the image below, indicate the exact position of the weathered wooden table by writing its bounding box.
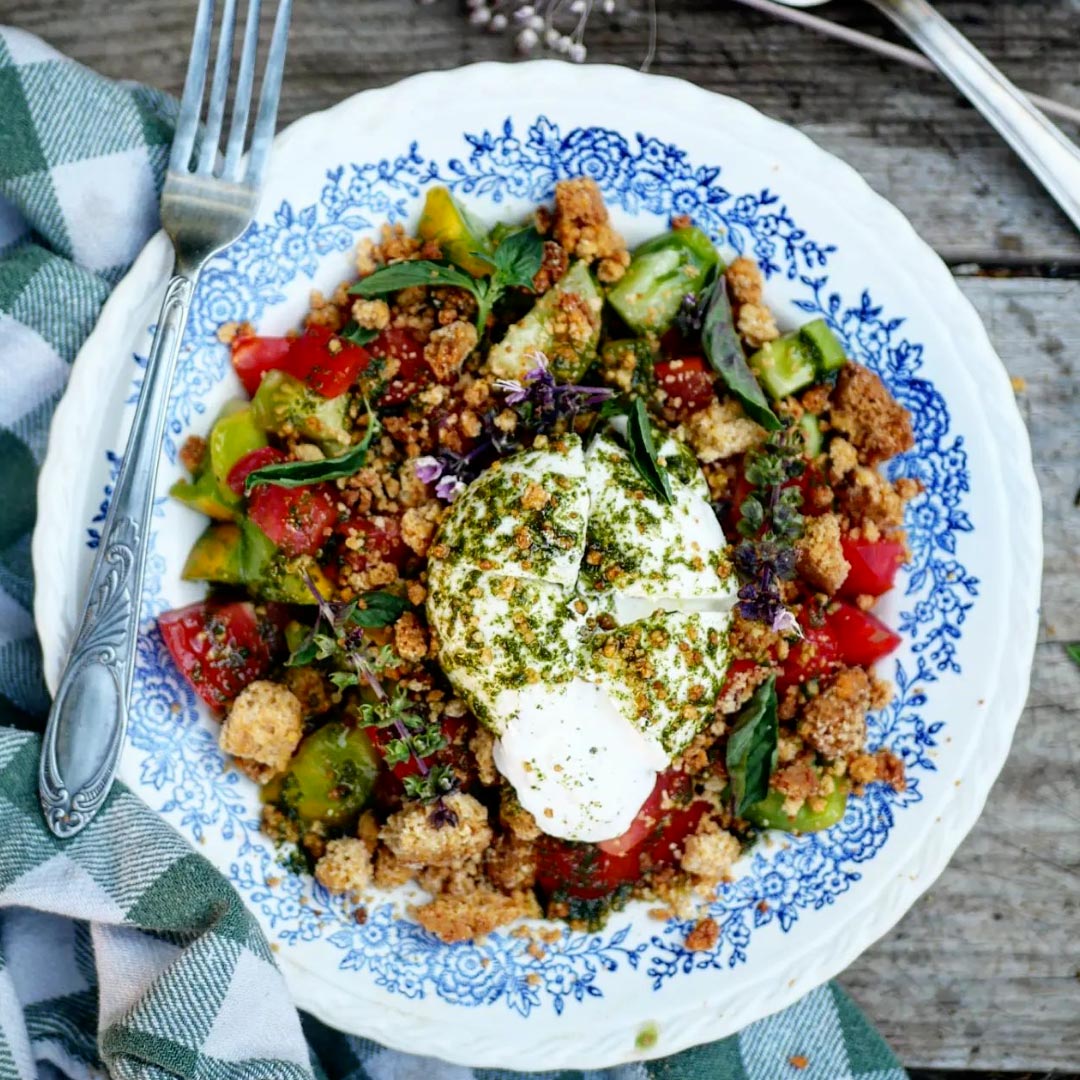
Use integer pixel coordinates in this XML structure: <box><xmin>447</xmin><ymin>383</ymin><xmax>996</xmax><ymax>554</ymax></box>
<box><xmin>4</xmin><ymin>0</ymin><xmax>1077</xmax><ymax>1073</ymax></box>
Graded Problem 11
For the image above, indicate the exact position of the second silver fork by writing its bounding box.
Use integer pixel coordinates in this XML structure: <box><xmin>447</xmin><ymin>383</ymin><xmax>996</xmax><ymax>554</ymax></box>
<box><xmin>39</xmin><ymin>0</ymin><xmax>293</xmax><ymax>838</ymax></box>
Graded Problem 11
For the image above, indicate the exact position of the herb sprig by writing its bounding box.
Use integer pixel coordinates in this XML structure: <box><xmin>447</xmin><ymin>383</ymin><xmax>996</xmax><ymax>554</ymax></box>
<box><xmin>291</xmin><ymin>575</ymin><xmax>458</xmax><ymax>809</ymax></box>
<box><xmin>350</xmin><ymin>227</ymin><xmax>545</xmax><ymax>336</ymax></box>
<box><xmin>729</xmin><ymin>427</ymin><xmax>806</xmax><ymax>632</ymax></box>
<box><xmin>726</xmin><ymin>675</ymin><xmax>779</xmax><ymax>815</ymax></box>
<box><xmin>244</xmin><ymin>413</ymin><xmax>382</xmax><ymax>493</ymax></box>
<box><xmin>623</xmin><ymin>397</ymin><xmax>674</xmax><ymax>504</ymax></box>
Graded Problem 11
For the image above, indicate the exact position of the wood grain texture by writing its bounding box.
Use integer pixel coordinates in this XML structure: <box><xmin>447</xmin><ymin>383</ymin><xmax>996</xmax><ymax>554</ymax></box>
<box><xmin>2</xmin><ymin>0</ymin><xmax>1080</xmax><ymax>265</ymax></box>
<box><xmin>841</xmin><ymin>277</ymin><xmax>1080</xmax><ymax>1072</ymax></box>
<box><xmin>1</xmin><ymin>0</ymin><xmax>1077</xmax><ymax>1069</ymax></box>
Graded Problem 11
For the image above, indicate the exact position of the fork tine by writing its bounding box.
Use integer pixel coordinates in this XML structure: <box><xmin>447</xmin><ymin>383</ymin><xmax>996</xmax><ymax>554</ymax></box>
<box><xmin>222</xmin><ymin>0</ymin><xmax>263</xmax><ymax>181</ymax></box>
<box><xmin>245</xmin><ymin>0</ymin><xmax>293</xmax><ymax>186</ymax></box>
<box><xmin>195</xmin><ymin>0</ymin><xmax>240</xmax><ymax>174</ymax></box>
<box><xmin>170</xmin><ymin>0</ymin><xmax>216</xmax><ymax>174</ymax></box>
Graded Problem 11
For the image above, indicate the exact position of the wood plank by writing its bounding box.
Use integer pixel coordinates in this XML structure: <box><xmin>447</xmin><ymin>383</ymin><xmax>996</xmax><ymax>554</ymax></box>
<box><xmin>840</xmin><ymin>276</ymin><xmax>1080</xmax><ymax>1071</ymax></box>
<box><xmin>6</xmin><ymin>0</ymin><xmax>1080</xmax><ymax>265</ymax></box>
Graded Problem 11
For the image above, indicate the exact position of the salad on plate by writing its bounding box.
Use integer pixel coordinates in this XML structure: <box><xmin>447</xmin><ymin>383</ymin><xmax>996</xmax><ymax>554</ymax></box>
<box><xmin>159</xmin><ymin>178</ymin><xmax>917</xmax><ymax>945</ymax></box>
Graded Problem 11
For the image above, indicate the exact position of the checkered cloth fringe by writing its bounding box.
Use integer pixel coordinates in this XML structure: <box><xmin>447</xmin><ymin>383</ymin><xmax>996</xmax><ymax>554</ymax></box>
<box><xmin>0</xmin><ymin>26</ymin><xmax>908</xmax><ymax>1080</ymax></box>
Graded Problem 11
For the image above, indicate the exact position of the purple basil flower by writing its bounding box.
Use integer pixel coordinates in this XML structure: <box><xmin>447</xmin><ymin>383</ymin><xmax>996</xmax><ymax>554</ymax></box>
<box><xmin>770</xmin><ymin>607</ymin><xmax>802</xmax><ymax>637</ymax></box>
<box><xmin>435</xmin><ymin>475</ymin><xmax>466</xmax><ymax>502</ymax></box>
<box><xmin>413</xmin><ymin>456</ymin><xmax>444</xmax><ymax>484</ymax></box>
<box><xmin>493</xmin><ymin>378</ymin><xmax>529</xmax><ymax>405</ymax></box>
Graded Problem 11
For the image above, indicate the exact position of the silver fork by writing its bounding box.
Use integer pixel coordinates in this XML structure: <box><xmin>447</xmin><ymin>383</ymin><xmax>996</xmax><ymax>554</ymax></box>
<box><xmin>39</xmin><ymin>0</ymin><xmax>293</xmax><ymax>838</ymax></box>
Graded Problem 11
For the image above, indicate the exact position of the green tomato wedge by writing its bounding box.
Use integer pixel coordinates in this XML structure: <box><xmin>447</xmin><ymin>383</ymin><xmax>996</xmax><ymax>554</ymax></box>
<box><xmin>181</xmin><ymin>523</ymin><xmax>245</xmax><ymax>583</ymax></box>
<box><xmin>251</xmin><ymin>369</ymin><xmax>351</xmax><ymax>456</ymax></box>
<box><xmin>209</xmin><ymin>404</ymin><xmax>267</xmax><ymax>491</ymax></box>
<box><xmin>268</xmin><ymin>722</ymin><xmax>379</xmax><ymax>828</ymax></box>
<box><xmin>170</xmin><ymin>469</ymin><xmax>237</xmax><ymax>522</ymax></box>
<box><xmin>742</xmin><ymin>780</ymin><xmax>849</xmax><ymax>834</ymax></box>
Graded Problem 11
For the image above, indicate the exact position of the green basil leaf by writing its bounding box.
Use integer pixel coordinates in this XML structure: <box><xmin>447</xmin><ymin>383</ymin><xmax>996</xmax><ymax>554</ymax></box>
<box><xmin>491</xmin><ymin>227</ymin><xmax>545</xmax><ymax>290</ymax></box>
<box><xmin>624</xmin><ymin>397</ymin><xmax>674</xmax><ymax>504</ymax></box>
<box><xmin>726</xmin><ymin>674</ymin><xmax>779</xmax><ymax>816</ymax></box>
<box><xmin>339</xmin><ymin>321</ymin><xmax>378</xmax><ymax>347</ymax></box>
<box><xmin>244</xmin><ymin>416</ymin><xmax>382</xmax><ymax>492</ymax></box>
<box><xmin>1067</xmin><ymin>643</ymin><xmax>1080</xmax><ymax>669</ymax></box>
<box><xmin>347</xmin><ymin>591</ymin><xmax>409</xmax><ymax>628</ymax></box>
<box><xmin>286</xmin><ymin>635</ymin><xmax>319</xmax><ymax>668</ymax></box>
<box><xmin>701</xmin><ymin>279</ymin><xmax>782</xmax><ymax>432</ymax></box>
<box><xmin>349</xmin><ymin>260</ymin><xmax>478</xmax><ymax>297</ymax></box>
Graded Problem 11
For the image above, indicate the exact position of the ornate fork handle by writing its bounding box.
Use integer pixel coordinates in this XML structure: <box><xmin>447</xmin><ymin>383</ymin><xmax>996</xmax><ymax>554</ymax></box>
<box><xmin>40</xmin><ymin>272</ymin><xmax>193</xmax><ymax>838</ymax></box>
<box><xmin>873</xmin><ymin>0</ymin><xmax>1080</xmax><ymax>234</ymax></box>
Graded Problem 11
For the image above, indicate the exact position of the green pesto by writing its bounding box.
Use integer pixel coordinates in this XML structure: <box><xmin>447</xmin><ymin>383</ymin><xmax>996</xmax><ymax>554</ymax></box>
<box><xmin>589</xmin><ymin>610</ymin><xmax>729</xmax><ymax>756</ymax></box>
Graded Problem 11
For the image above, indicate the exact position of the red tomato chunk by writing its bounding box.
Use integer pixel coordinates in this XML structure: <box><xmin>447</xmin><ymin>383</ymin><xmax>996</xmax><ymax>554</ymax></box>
<box><xmin>158</xmin><ymin>600</ymin><xmax>282</xmax><ymax>710</ymax></box>
<box><xmin>248</xmin><ymin>482</ymin><xmax>337</xmax><ymax>558</ymax></box>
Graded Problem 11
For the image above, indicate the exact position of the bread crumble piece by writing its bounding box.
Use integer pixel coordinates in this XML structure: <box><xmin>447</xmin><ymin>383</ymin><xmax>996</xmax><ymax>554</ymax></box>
<box><xmin>350</xmin><ymin>298</ymin><xmax>391</xmax><ymax>331</ymax></box>
<box><xmin>796</xmin><ymin>513</ymin><xmax>851</xmax><ymax>595</ymax></box>
<box><xmin>551</xmin><ymin>178</ymin><xmax>629</xmax><ymax>270</ymax></box>
<box><xmin>380</xmin><ymin>793</ymin><xmax>492</xmax><ymax>868</ymax></box>
<box><xmin>684</xmin><ymin>916</ymin><xmax>720</xmax><ymax>952</ymax></box>
<box><xmin>829</xmin><ymin>363</ymin><xmax>915</xmax><ymax>465</ymax></box>
<box><xmin>736</xmin><ymin>302</ymin><xmax>779</xmax><ymax>349</ymax></box>
<box><xmin>798</xmin><ymin>667</ymin><xmax>872</xmax><ymax>760</ymax></box>
<box><xmin>678</xmin><ymin>398</ymin><xmax>766</xmax><ymax>464</ymax></box>
<box><xmin>424</xmin><ymin>320</ymin><xmax>478</xmax><ymax>381</ymax></box>
<box><xmin>315</xmin><ymin>837</ymin><xmax>373</xmax><ymax>897</ymax></box>
<box><xmin>414</xmin><ymin>887</ymin><xmax>541</xmax><ymax>944</ymax></box>
<box><xmin>724</xmin><ymin>257</ymin><xmax>764</xmax><ymax>306</ymax></box>
<box><xmin>219</xmin><ymin>681</ymin><xmax>303</xmax><ymax>781</ymax></box>
<box><xmin>393</xmin><ymin>611</ymin><xmax>428</xmax><ymax>663</ymax></box>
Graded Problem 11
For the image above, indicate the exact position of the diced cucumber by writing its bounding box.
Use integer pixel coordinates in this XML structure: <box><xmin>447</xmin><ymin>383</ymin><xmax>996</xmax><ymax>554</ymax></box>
<box><xmin>749</xmin><ymin>319</ymin><xmax>847</xmax><ymax>401</ymax></box>
<box><xmin>748</xmin><ymin>336</ymin><xmax>818</xmax><ymax>400</ymax></box>
<box><xmin>742</xmin><ymin>780</ymin><xmax>849</xmax><ymax>833</ymax></box>
<box><xmin>607</xmin><ymin>226</ymin><xmax>719</xmax><ymax>335</ymax></box>
<box><xmin>416</xmin><ymin>186</ymin><xmax>493</xmax><ymax>277</ymax></box>
<box><xmin>251</xmin><ymin>369</ymin><xmax>351</xmax><ymax>456</ymax></box>
<box><xmin>799</xmin><ymin>412</ymin><xmax>824</xmax><ymax>458</ymax></box>
<box><xmin>798</xmin><ymin>318</ymin><xmax>846</xmax><ymax>375</ymax></box>
<box><xmin>600</xmin><ymin>338</ymin><xmax>655</xmax><ymax>392</ymax></box>
<box><xmin>487</xmin><ymin>259</ymin><xmax>602</xmax><ymax>383</ymax></box>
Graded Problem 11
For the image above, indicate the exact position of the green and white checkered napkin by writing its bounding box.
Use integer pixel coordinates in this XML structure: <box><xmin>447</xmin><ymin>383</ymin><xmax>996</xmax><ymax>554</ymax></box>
<box><xmin>0</xmin><ymin>27</ymin><xmax>909</xmax><ymax>1080</ymax></box>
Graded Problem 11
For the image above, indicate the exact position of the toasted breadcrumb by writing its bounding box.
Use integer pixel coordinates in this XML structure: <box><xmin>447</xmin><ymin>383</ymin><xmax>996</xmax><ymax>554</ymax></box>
<box><xmin>680</xmin><ymin>818</ymin><xmax>741</xmax><ymax>890</ymax></box>
<box><xmin>829</xmin><ymin>363</ymin><xmax>914</xmax><ymax>465</ymax></box>
<box><xmin>393</xmin><ymin>611</ymin><xmax>428</xmax><ymax>663</ymax></box>
<box><xmin>841</xmin><ymin>466</ymin><xmax>907</xmax><ymax>528</ymax></box>
<box><xmin>684</xmin><ymin>916</ymin><xmax>720</xmax><ymax>952</ymax></box>
<box><xmin>418</xmin><ymin>858</ymin><xmax>484</xmax><ymax>897</ymax></box>
<box><xmin>424</xmin><ymin>321</ymin><xmax>478</xmax><ymax>380</ymax></box>
<box><xmin>315</xmin><ymin>837</ymin><xmax>373</xmax><ymax>897</ymax></box>
<box><xmin>380</xmin><ymin>793</ymin><xmax>492</xmax><ymax>868</ymax></box>
<box><xmin>500</xmin><ymin>786</ymin><xmax>542</xmax><ymax>841</ymax></box>
<box><xmin>372</xmin><ymin>844</ymin><xmax>414</xmax><ymax>889</ymax></box>
<box><xmin>736</xmin><ymin>302</ymin><xmax>780</xmax><ymax>349</ymax></box>
<box><xmin>678</xmin><ymin>398</ymin><xmax>767</xmax><ymax>464</ymax></box>
<box><xmin>219</xmin><ymin>681</ymin><xmax>303</xmax><ymax>781</ymax></box>
<box><xmin>351</xmin><ymin>298</ymin><xmax>391</xmax><ymax>331</ymax></box>
<box><xmin>485</xmin><ymin>834</ymin><xmax>538</xmax><ymax>892</ymax></box>
<box><xmin>796</xmin><ymin>513</ymin><xmax>851</xmax><ymax>595</ymax></box>
<box><xmin>306</xmin><ymin>289</ymin><xmax>344</xmax><ymax>331</ymax></box>
<box><xmin>724</xmin><ymin>257</ymin><xmax>764</xmax><ymax>306</ymax></box>
<box><xmin>400</xmin><ymin>502</ymin><xmax>444</xmax><ymax>557</ymax></box>
<box><xmin>798</xmin><ymin>667</ymin><xmax>872</xmax><ymax>760</ymax></box>
<box><xmin>283</xmin><ymin>667</ymin><xmax>333</xmax><ymax>717</ymax></box>
<box><xmin>828</xmin><ymin>436</ymin><xmax>859</xmax><ymax>482</ymax></box>
<box><xmin>470</xmin><ymin>726</ymin><xmax>499</xmax><ymax>786</ymax></box>
<box><xmin>414</xmin><ymin>886</ymin><xmax>541</xmax><ymax>944</ymax></box>
<box><xmin>552</xmin><ymin>178</ymin><xmax>629</xmax><ymax>270</ymax></box>
<box><xmin>532</xmin><ymin>240</ymin><xmax>570</xmax><ymax>294</ymax></box>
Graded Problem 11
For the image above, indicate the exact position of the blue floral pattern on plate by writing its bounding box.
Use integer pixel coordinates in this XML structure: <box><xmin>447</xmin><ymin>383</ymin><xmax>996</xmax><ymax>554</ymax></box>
<box><xmin>102</xmin><ymin>117</ymin><xmax>975</xmax><ymax>1014</ymax></box>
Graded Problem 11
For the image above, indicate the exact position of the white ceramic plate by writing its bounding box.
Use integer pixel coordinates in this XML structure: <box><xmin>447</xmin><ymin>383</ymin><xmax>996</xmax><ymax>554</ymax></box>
<box><xmin>33</xmin><ymin>62</ymin><xmax>1041</xmax><ymax>1070</ymax></box>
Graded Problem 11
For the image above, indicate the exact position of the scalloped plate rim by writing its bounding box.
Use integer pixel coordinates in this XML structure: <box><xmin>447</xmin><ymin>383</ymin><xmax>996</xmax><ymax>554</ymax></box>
<box><xmin>33</xmin><ymin>61</ymin><xmax>1041</xmax><ymax>1069</ymax></box>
